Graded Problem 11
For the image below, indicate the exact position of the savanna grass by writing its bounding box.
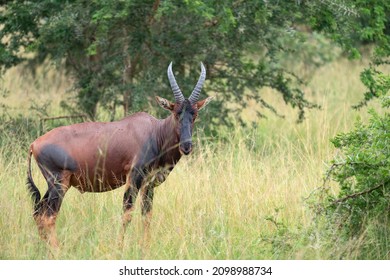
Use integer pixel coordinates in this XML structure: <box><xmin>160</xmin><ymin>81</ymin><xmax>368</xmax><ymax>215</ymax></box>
<box><xmin>0</xmin><ymin>58</ymin><xmax>384</xmax><ymax>259</ymax></box>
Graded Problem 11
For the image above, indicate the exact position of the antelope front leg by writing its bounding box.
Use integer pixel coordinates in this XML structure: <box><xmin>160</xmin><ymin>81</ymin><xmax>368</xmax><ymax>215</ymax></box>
<box><xmin>120</xmin><ymin>170</ymin><xmax>142</xmax><ymax>245</ymax></box>
<box><xmin>141</xmin><ymin>186</ymin><xmax>154</xmax><ymax>245</ymax></box>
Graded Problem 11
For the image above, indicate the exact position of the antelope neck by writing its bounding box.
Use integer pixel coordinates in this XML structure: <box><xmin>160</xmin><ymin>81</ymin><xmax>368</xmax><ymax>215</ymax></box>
<box><xmin>155</xmin><ymin>114</ymin><xmax>181</xmax><ymax>163</ymax></box>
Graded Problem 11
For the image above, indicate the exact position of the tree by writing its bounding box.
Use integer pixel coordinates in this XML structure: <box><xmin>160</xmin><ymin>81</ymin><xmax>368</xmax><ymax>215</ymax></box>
<box><xmin>1</xmin><ymin>1</ymin><xmax>388</xmax><ymax>129</ymax></box>
<box><xmin>1</xmin><ymin>0</ymin><xmax>328</xmax><ymax>125</ymax></box>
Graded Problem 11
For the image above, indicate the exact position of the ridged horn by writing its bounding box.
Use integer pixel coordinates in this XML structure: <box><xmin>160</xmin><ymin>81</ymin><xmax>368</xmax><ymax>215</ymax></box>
<box><xmin>167</xmin><ymin>62</ymin><xmax>184</xmax><ymax>103</ymax></box>
<box><xmin>188</xmin><ymin>62</ymin><xmax>206</xmax><ymax>104</ymax></box>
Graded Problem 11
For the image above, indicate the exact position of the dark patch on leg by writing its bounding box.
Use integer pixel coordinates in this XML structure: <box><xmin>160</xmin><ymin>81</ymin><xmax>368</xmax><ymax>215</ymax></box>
<box><xmin>141</xmin><ymin>186</ymin><xmax>154</xmax><ymax>249</ymax></box>
<box><xmin>123</xmin><ymin>168</ymin><xmax>144</xmax><ymax>211</ymax></box>
<box><xmin>34</xmin><ymin>170</ymin><xmax>68</xmax><ymax>248</ymax></box>
<box><xmin>122</xmin><ymin>168</ymin><xmax>145</xmax><ymax>230</ymax></box>
<box><xmin>34</xmin><ymin>144</ymin><xmax>74</xmax><ymax>218</ymax></box>
<box><xmin>37</xmin><ymin>144</ymin><xmax>78</xmax><ymax>172</ymax></box>
<box><xmin>35</xmin><ymin>183</ymin><xmax>65</xmax><ymax>217</ymax></box>
<box><xmin>141</xmin><ymin>187</ymin><xmax>154</xmax><ymax>216</ymax></box>
<box><xmin>34</xmin><ymin>170</ymin><xmax>65</xmax><ymax>215</ymax></box>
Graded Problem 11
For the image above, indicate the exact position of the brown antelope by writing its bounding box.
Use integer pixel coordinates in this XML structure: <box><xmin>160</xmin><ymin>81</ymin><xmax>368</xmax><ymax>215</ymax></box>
<box><xmin>26</xmin><ymin>62</ymin><xmax>212</xmax><ymax>247</ymax></box>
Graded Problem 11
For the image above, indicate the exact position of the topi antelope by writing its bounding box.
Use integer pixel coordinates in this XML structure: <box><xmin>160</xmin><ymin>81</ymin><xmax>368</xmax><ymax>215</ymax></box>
<box><xmin>26</xmin><ymin>62</ymin><xmax>212</xmax><ymax>247</ymax></box>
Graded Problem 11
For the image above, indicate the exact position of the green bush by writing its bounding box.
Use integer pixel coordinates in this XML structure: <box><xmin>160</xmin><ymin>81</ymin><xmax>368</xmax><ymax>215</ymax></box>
<box><xmin>317</xmin><ymin>67</ymin><xmax>390</xmax><ymax>258</ymax></box>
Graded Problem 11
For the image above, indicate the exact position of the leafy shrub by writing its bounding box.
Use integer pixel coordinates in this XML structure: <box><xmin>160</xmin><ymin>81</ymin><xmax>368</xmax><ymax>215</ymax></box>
<box><xmin>317</xmin><ymin>67</ymin><xmax>390</xmax><ymax>258</ymax></box>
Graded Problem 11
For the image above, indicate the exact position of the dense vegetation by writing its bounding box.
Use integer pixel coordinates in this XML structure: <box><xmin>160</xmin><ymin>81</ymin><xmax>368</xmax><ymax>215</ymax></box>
<box><xmin>0</xmin><ymin>0</ymin><xmax>389</xmax><ymax>259</ymax></box>
<box><xmin>316</xmin><ymin>64</ymin><xmax>390</xmax><ymax>258</ymax></box>
<box><xmin>0</xmin><ymin>0</ymin><xmax>367</xmax><ymax>124</ymax></box>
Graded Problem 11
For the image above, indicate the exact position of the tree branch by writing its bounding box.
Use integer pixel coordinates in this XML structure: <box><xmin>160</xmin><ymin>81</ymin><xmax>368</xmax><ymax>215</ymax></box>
<box><xmin>331</xmin><ymin>180</ymin><xmax>390</xmax><ymax>204</ymax></box>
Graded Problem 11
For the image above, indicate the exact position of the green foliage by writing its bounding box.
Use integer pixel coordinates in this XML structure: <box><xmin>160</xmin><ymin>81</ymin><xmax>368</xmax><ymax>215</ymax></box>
<box><xmin>1</xmin><ymin>0</ymin><xmax>339</xmax><ymax>126</ymax></box>
<box><xmin>354</xmin><ymin>66</ymin><xmax>390</xmax><ymax>108</ymax></box>
<box><xmin>318</xmin><ymin>69</ymin><xmax>390</xmax><ymax>257</ymax></box>
<box><xmin>304</xmin><ymin>0</ymin><xmax>390</xmax><ymax>257</ymax></box>
<box><xmin>1</xmin><ymin>0</ymin><xmax>390</xmax><ymax>129</ymax></box>
<box><xmin>307</xmin><ymin>0</ymin><xmax>390</xmax><ymax>58</ymax></box>
<box><xmin>261</xmin><ymin>208</ymin><xmax>299</xmax><ymax>259</ymax></box>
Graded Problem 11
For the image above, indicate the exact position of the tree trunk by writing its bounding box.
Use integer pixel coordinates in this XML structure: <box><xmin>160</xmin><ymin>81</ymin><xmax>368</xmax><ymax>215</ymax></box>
<box><xmin>123</xmin><ymin>29</ymin><xmax>132</xmax><ymax>116</ymax></box>
<box><xmin>122</xmin><ymin>1</ymin><xmax>160</xmax><ymax>116</ymax></box>
<box><xmin>123</xmin><ymin>53</ymin><xmax>132</xmax><ymax>116</ymax></box>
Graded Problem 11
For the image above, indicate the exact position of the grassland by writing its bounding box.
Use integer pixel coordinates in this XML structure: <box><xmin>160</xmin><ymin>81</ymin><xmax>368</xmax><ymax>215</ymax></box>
<box><xmin>0</xmin><ymin>58</ymin><xmax>384</xmax><ymax>259</ymax></box>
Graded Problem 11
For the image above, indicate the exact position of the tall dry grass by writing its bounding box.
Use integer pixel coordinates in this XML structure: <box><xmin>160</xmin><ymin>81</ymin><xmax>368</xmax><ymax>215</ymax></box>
<box><xmin>0</xmin><ymin>58</ymin><xmax>383</xmax><ymax>259</ymax></box>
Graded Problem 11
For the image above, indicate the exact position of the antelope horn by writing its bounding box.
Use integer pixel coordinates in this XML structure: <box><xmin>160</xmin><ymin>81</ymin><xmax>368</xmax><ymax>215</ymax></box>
<box><xmin>188</xmin><ymin>62</ymin><xmax>206</xmax><ymax>104</ymax></box>
<box><xmin>167</xmin><ymin>62</ymin><xmax>184</xmax><ymax>103</ymax></box>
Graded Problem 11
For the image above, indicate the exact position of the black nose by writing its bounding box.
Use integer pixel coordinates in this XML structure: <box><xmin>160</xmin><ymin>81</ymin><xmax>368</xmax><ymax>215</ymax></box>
<box><xmin>180</xmin><ymin>142</ymin><xmax>192</xmax><ymax>155</ymax></box>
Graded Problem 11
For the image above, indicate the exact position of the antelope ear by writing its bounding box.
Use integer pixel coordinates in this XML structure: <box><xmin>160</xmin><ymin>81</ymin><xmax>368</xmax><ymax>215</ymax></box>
<box><xmin>196</xmin><ymin>96</ymin><xmax>213</xmax><ymax>111</ymax></box>
<box><xmin>155</xmin><ymin>96</ymin><xmax>175</xmax><ymax>111</ymax></box>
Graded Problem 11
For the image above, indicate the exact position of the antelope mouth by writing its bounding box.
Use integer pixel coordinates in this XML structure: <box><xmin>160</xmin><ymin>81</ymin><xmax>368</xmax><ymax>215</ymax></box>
<box><xmin>180</xmin><ymin>149</ymin><xmax>192</xmax><ymax>156</ymax></box>
<box><xmin>179</xmin><ymin>143</ymin><xmax>192</xmax><ymax>155</ymax></box>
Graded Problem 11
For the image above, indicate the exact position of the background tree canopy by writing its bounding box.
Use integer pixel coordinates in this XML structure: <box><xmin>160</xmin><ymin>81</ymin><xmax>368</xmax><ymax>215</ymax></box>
<box><xmin>2</xmin><ymin>0</ymin><xmax>377</xmax><ymax>127</ymax></box>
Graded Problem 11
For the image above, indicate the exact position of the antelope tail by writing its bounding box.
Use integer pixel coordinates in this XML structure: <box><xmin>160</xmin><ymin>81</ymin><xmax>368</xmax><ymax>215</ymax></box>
<box><xmin>27</xmin><ymin>149</ymin><xmax>41</xmax><ymax>211</ymax></box>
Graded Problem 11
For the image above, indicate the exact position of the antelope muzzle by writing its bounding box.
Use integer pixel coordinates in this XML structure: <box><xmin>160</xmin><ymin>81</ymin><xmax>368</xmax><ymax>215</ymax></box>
<box><xmin>180</xmin><ymin>141</ymin><xmax>192</xmax><ymax>155</ymax></box>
